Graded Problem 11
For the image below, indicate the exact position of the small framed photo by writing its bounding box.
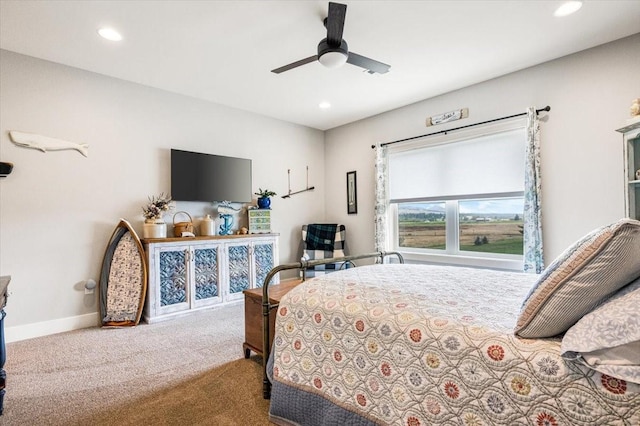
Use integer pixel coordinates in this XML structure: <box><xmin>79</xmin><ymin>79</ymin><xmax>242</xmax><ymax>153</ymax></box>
<box><xmin>346</xmin><ymin>171</ymin><xmax>358</xmax><ymax>214</ymax></box>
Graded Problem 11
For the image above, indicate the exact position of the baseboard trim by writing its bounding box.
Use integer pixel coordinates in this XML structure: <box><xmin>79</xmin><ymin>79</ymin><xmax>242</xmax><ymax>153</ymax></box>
<box><xmin>143</xmin><ymin>299</ymin><xmax>243</xmax><ymax>324</ymax></box>
<box><xmin>6</xmin><ymin>312</ymin><xmax>100</xmax><ymax>343</ymax></box>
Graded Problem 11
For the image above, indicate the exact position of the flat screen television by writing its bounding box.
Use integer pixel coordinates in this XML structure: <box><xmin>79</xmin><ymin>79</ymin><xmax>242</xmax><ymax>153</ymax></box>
<box><xmin>171</xmin><ymin>149</ymin><xmax>252</xmax><ymax>203</ymax></box>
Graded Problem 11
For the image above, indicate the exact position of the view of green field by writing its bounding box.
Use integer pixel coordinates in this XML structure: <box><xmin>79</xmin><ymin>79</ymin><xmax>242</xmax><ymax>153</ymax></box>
<box><xmin>398</xmin><ymin>220</ymin><xmax>524</xmax><ymax>255</ymax></box>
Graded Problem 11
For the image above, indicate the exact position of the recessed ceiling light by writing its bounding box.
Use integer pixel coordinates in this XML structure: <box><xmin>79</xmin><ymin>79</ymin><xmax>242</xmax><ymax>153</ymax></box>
<box><xmin>319</xmin><ymin>102</ymin><xmax>331</xmax><ymax>109</ymax></box>
<box><xmin>97</xmin><ymin>27</ymin><xmax>123</xmax><ymax>41</ymax></box>
<box><xmin>554</xmin><ymin>1</ymin><xmax>583</xmax><ymax>17</ymax></box>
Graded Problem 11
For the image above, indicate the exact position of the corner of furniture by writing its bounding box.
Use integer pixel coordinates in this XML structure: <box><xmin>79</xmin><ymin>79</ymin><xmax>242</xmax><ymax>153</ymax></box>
<box><xmin>616</xmin><ymin>119</ymin><xmax>640</xmax><ymax>220</ymax></box>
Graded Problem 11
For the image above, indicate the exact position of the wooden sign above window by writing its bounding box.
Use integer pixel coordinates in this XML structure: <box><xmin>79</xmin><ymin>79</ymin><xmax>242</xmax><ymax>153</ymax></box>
<box><xmin>426</xmin><ymin>108</ymin><xmax>469</xmax><ymax>127</ymax></box>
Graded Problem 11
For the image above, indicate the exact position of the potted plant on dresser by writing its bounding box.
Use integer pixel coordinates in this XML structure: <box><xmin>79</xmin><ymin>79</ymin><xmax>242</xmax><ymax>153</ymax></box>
<box><xmin>142</xmin><ymin>193</ymin><xmax>172</xmax><ymax>238</ymax></box>
<box><xmin>255</xmin><ymin>188</ymin><xmax>276</xmax><ymax>209</ymax></box>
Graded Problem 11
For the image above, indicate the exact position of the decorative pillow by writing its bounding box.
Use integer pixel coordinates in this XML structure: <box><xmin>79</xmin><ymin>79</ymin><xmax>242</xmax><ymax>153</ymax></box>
<box><xmin>515</xmin><ymin>218</ymin><xmax>640</xmax><ymax>338</ymax></box>
<box><xmin>561</xmin><ymin>276</ymin><xmax>640</xmax><ymax>384</ymax></box>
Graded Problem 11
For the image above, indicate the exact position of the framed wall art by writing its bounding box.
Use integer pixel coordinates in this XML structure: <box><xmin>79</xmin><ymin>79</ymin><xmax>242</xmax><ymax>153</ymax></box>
<box><xmin>347</xmin><ymin>171</ymin><xmax>358</xmax><ymax>214</ymax></box>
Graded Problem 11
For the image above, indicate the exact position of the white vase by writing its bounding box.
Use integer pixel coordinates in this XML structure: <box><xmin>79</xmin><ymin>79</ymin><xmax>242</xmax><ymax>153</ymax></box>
<box><xmin>143</xmin><ymin>221</ymin><xmax>167</xmax><ymax>239</ymax></box>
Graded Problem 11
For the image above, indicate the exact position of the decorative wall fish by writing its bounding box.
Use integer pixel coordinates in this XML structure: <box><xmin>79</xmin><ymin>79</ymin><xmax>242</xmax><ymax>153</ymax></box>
<box><xmin>8</xmin><ymin>130</ymin><xmax>89</xmax><ymax>157</ymax></box>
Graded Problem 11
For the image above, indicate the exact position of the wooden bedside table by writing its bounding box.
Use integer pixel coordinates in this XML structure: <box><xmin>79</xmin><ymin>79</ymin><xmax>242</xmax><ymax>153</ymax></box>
<box><xmin>243</xmin><ymin>279</ymin><xmax>302</xmax><ymax>359</ymax></box>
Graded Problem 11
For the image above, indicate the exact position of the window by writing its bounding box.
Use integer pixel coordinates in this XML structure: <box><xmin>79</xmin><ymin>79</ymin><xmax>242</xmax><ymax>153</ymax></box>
<box><xmin>397</xmin><ymin>201</ymin><xmax>446</xmax><ymax>249</ymax></box>
<box><xmin>388</xmin><ymin>123</ymin><xmax>526</xmax><ymax>270</ymax></box>
<box><xmin>459</xmin><ymin>198</ymin><xmax>523</xmax><ymax>255</ymax></box>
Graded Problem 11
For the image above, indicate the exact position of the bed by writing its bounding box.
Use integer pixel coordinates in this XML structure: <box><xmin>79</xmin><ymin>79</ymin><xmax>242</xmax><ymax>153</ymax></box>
<box><xmin>264</xmin><ymin>220</ymin><xmax>640</xmax><ymax>425</ymax></box>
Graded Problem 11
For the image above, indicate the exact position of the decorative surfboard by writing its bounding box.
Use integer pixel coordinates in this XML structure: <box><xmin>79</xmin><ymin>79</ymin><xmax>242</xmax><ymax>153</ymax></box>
<box><xmin>99</xmin><ymin>219</ymin><xmax>147</xmax><ymax>327</ymax></box>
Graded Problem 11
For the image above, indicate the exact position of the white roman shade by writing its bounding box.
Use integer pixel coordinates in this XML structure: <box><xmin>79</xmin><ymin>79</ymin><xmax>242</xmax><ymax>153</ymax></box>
<box><xmin>388</xmin><ymin>128</ymin><xmax>526</xmax><ymax>202</ymax></box>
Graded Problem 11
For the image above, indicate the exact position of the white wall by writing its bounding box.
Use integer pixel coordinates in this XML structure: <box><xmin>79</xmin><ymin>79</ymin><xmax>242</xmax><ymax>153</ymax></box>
<box><xmin>0</xmin><ymin>50</ymin><xmax>325</xmax><ymax>341</ymax></box>
<box><xmin>324</xmin><ymin>34</ymin><xmax>640</xmax><ymax>263</ymax></box>
<box><xmin>2</xmin><ymin>34</ymin><xmax>639</xmax><ymax>341</ymax></box>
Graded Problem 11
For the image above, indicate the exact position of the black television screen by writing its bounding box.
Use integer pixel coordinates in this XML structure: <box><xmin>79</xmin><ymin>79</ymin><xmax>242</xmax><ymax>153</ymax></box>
<box><xmin>171</xmin><ymin>149</ymin><xmax>252</xmax><ymax>203</ymax></box>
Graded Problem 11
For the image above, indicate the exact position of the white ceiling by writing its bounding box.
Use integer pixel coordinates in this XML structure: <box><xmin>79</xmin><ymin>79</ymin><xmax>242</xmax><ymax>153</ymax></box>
<box><xmin>1</xmin><ymin>1</ymin><xmax>639</xmax><ymax>131</ymax></box>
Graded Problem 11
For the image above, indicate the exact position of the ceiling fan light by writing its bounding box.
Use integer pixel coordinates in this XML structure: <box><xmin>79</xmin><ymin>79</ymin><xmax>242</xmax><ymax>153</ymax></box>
<box><xmin>317</xmin><ymin>38</ymin><xmax>349</xmax><ymax>69</ymax></box>
<box><xmin>318</xmin><ymin>51</ymin><xmax>348</xmax><ymax>68</ymax></box>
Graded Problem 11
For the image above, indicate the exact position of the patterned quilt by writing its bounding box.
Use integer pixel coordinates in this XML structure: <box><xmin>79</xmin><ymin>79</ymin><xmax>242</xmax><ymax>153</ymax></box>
<box><xmin>269</xmin><ymin>264</ymin><xmax>640</xmax><ymax>425</ymax></box>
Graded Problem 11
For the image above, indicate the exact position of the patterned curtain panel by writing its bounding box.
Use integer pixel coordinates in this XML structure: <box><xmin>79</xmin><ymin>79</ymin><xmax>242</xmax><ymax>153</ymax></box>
<box><xmin>523</xmin><ymin>107</ymin><xmax>544</xmax><ymax>273</ymax></box>
<box><xmin>374</xmin><ymin>144</ymin><xmax>389</xmax><ymax>254</ymax></box>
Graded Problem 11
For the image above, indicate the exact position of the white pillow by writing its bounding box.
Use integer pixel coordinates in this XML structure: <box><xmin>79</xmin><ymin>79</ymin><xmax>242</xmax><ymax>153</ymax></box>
<box><xmin>561</xmin><ymin>276</ymin><xmax>640</xmax><ymax>384</ymax></box>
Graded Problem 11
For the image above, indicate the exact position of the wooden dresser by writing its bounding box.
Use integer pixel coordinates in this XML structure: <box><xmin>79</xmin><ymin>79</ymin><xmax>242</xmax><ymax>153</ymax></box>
<box><xmin>243</xmin><ymin>279</ymin><xmax>302</xmax><ymax>358</ymax></box>
<box><xmin>142</xmin><ymin>234</ymin><xmax>279</xmax><ymax>323</ymax></box>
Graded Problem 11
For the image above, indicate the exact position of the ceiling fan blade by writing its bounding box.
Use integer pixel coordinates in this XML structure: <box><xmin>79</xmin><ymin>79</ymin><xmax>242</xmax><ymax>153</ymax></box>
<box><xmin>347</xmin><ymin>52</ymin><xmax>391</xmax><ymax>74</ymax></box>
<box><xmin>326</xmin><ymin>2</ymin><xmax>347</xmax><ymax>46</ymax></box>
<box><xmin>271</xmin><ymin>55</ymin><xmax>318</xmax><ymax>74</ymax></box>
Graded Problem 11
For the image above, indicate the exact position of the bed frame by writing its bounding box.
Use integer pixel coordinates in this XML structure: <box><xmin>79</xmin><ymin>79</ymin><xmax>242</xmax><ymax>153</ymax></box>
<box><xmin>260</xmin><ymin>251</ymin><xmax>405</xmax><ymax>398</ymax></box>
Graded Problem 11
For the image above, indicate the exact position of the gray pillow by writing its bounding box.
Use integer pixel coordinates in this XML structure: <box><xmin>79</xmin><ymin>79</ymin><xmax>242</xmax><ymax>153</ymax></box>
<box><xmin>561</xmin><ymin>276</ymin><xmax>640</xmax><ymax>384</ymax></box>
<box><xmin>515</xmin><ymin>219</ymin><xmax>640</xmax><ymax>338</ymax></box>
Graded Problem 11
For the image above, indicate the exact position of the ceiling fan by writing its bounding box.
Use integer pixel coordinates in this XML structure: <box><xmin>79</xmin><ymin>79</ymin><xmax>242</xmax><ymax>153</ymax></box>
<box><xmin>271</xmin><ymin>2</ymin><xmax>391</xmax><ymax>75</ymax></box>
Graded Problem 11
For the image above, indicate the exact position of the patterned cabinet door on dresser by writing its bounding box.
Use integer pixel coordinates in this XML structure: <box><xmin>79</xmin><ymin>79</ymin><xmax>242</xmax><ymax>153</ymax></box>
<box><xmin>155</xmin><ymin>244</ymin><xmax>191</xmax><ymax>317</ymax></box>
<box><xmin>192</xmin><ymin>243</ymin><xmax>223</xmax><ymax>308</ymax></box>
<box><xmin>224</xmin><ymin>236</ymin><xmax>279</xmax><ymax>299</ymax></box>
<box><xmin>226</xmin><ymin>242</ymin><xmax>251</xmax><ymax>301</ymax></box>
<box><xmin>253</xmin><ymin>239</ymin><xmax>277</xmax><ymax>288</ymax></box>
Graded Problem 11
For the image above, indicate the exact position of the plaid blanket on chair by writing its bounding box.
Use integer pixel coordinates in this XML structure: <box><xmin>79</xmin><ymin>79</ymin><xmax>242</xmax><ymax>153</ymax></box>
<box><xmin>302</xmin><ymin>224</ymin><xmax>347</xmax><ymax>277</ymax></box>
<box><xmin>304</xmin><ymin>224</ymin><xmax>338</xmax><ymax>251</ymax></box>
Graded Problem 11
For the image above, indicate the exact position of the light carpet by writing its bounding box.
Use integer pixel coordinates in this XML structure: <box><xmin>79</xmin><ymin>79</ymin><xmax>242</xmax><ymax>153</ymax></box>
<box><xmin>2</xmin><ymin>303</ymin><xmax>271</xmax><ymax>425</ymax></box>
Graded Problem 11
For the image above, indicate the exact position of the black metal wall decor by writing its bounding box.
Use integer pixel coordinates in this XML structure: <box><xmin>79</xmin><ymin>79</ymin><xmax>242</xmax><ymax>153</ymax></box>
<box><xmin>282</xmin><ymin>166</ymin><xmax>315</xmax><ymax>199</ymax></box>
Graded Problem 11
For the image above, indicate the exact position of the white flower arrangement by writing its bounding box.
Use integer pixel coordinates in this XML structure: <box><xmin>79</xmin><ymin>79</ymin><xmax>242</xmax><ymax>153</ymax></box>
<box><xmin>142</xmin><ymin>193</ymin><xmax>172</xmax><ymax>222</ymax></box>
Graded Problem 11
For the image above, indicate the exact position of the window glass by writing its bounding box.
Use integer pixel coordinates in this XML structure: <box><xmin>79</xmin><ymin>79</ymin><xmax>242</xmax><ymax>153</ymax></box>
<box><xmin>459</xmin><ymin>198</ymin><xmax>524</xmax><ymax>255</ymax></box>
<box><xmin>397</xmin><ymin>202</ymin><xmax>446</xmax><ymax>249</ymax></box>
